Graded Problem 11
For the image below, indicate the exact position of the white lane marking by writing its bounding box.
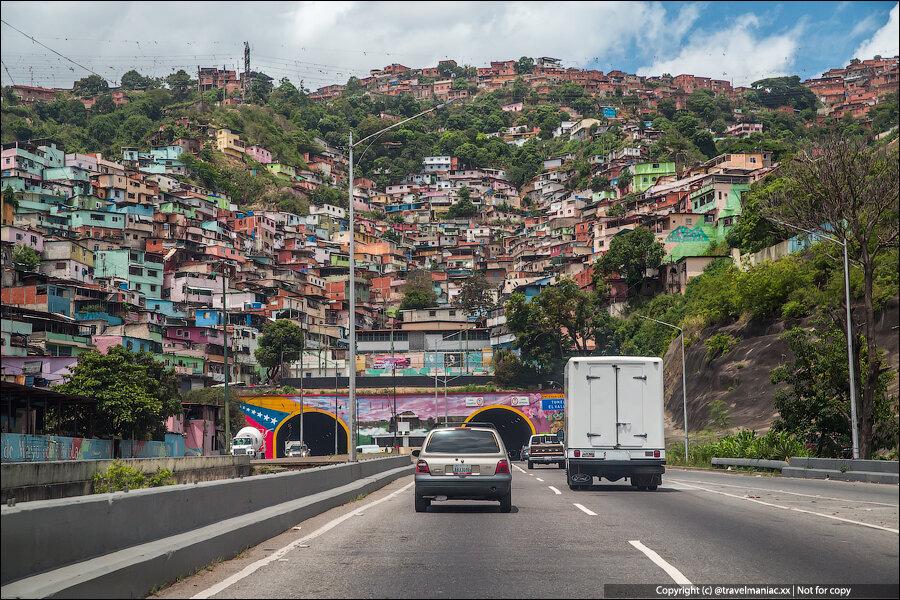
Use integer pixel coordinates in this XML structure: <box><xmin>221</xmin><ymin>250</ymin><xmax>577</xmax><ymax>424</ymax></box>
<box><xmin>573</xmin><ymin>503</ymin><xmax>597</xmax><ymax>516</ymax></box>
<box><xmin>674</xmin><ymin>481</ymin><xmax>899</xmax><ymax>534</ymax></box>
<box><xmin>669</xmin><ymin>478</ymin><xmax>898</xmax><ymax>507</ymax></box>
<box><xmin>629</xmin><ymin>540</ymin><xmax>693</xmax><ymax>585</ymax></box>
<box><xmin>513</xmin><ymin>464</ymin><xmax>527</xmax><ymax>474</ymax></box>
<box><xmin>191</xmin><ymin>481</ymin><xmax>415</xmax><ymax>599</ymax></box>
<box><xmin>549</xmin><ymin>486</ymin><xmax>562</xmax><ymax>495</ymax></box>
<box><xmin>536</xmin><ymin>477</ymin><xmax>544</xmax><ymax>482</ymax></box>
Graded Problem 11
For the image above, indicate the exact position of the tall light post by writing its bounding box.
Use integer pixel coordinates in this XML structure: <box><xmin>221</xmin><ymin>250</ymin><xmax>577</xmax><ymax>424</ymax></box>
<box><xmin>763</xmin><ymin>217</ymin><xmax>859</xmax><ymax>459</ymax></box>
<box><xmin>347</xmin><ymin>99</ymin><xmax>456</xmax><ymax>462</ymax></box>
<box><xmin>636</xmin><ymin>314</ymin><xmax>688</xmax><ymax>462</ymax></box>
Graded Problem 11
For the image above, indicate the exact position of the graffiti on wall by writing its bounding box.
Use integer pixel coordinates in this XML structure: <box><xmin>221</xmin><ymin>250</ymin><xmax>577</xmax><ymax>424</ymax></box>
<box><xmin>238</xmin><ymin>391</ymin><xmax>566</xmax><ymax>458</ymax></box>
<box><xmin>1</xmin><ymin>433</ymin><xmax>113</xmax><ymax>462</ymax></box>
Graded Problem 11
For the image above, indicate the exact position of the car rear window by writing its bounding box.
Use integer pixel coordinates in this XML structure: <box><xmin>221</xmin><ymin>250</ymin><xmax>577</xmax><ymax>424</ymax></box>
<box><xmin>425</xmin><ymin>429</ymin><xmax>501</xmax><ymax>454</ymax></box>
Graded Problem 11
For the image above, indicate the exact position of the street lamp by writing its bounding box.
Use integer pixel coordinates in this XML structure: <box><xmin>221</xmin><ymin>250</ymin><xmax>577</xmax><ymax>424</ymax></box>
<box><xmin>635</xmin><ymin>314</ymin><xmax>688</xmax><ymax>462</ymax></box>
<box><xmin>347</xmin><ymin>98</ymin><xmax>457</xmax><ymax>462</ymax></box>
<box><xmin>763</xmin><ymin>217</ymin><xmax>859</xmax><ymax>459</ymax></box>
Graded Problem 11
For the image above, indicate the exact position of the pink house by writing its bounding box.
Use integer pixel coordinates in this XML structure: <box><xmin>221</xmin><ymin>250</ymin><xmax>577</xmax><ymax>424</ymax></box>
<box><xmin>246</xmin><ymin>145</ymin><xmax>272</xmax><ymax>164</ymax></box>
<box><xmin>2</xmin><ymin>226</ymin><xmax>43</xmax><ymax>251</ymax></box>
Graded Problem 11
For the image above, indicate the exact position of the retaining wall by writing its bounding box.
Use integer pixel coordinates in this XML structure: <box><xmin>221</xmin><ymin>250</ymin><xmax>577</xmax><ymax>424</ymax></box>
<box><xmin>1</xmin><ymin>456</ymin><xmax>252</xmax><ymax>503</ymax></box>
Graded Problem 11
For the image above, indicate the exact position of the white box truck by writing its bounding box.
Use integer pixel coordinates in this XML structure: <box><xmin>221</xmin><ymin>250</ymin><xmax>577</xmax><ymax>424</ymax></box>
<box><xmin>563</xmin><ymin>356</ymin><xmax>665</xmax><ymax>490</ymax></box>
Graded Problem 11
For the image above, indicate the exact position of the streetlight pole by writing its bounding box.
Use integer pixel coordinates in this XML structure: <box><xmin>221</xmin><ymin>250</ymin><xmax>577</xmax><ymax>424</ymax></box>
<box><xmin>221</xmin><ymin>265</ymin><xmax>231</xmax><ymax>455</ymax></box>
<box><xmin>636</xmin><ymin>314</ymin><xmax>688</xmax><ymax>462</ymax></box>
<box><xmin>763</xmin><ymin>217</ymin><xmax>859</xmax><ymax>459</ymax></box>
<box><xmin>347</xmin><ymin>99</ymin><xmax>456</xmax><ymax>460</ymax></box>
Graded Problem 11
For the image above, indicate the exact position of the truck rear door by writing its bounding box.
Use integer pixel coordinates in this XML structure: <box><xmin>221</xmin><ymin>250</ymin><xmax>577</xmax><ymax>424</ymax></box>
<box><xmin>616</xmin><ymin>363</ymin><xmax>647</xmax><ymax>448</ymax></box>
<box><xmin>587</xmin><ymin>363</ymin><xmax>617</xmax><ymax>447</ymax></box>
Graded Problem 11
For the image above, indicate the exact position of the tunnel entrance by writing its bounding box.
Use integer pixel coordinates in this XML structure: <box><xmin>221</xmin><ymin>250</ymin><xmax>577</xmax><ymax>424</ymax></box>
<box><xmin>275</xmin><ymin>410</ymin><xmax>348</xmax><ymax>457</ymax></box>
<box><xmin>465</xmin><ymin>407</ymin><xmax>534</xmax><ymax>458</ymax></box>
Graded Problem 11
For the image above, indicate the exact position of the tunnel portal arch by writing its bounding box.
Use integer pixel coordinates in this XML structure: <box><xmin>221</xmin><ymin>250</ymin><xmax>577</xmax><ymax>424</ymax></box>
<box><xmin>464</xmin><ymin>406</ymin><xmax>536</xmax><ymax>457</ymax></box>
<box><xmin>274</xmin><ymin>408</ymin><xmax>349</xmax><ymax>457</ymax></box>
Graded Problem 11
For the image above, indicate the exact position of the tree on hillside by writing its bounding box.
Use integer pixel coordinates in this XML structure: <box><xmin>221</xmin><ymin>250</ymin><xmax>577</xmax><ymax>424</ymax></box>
<box><xmin>771</xmin><ymin>317</ymin><xmax>897</xmax><ymax>457</ymax></box>
<box><xmin>54</xmin><ymin>346</ymin><xmax>182</xmax><ymax>440</ymax></box>
<box><xmin>255</xmin><ymin>319</ymin><xmax>305</xmax><ymax>383</ymax></box>
<box><xmin>73</xmin><ymin>74</ymin><xmax>109</xmax><ymax>96</ymax></box>
<box><xmin>13</xmin><ymin>243</ymin><xmax>41</xmax><ymax>271</ymax></box>
<box><xmin>760</xmin><ymin>135</ymin><xmax>899</xmax><ymax>459</ymax></box>
<box><xmin>455</xmin><ymin>273</ymin><xmax>495</xmax><ymax>322</ymax></box>
<box><xmin>505</xmin><ymin>279</ymin><xmax>620</xmax><ymax>382</ymax></box>
<box><xmin>749</xmin><ymin>76</ymin><xmax>818</xmax><ymax>111</ymax></box>
<box><xmin>121</xmin><ymin>70</ymin><xmax>153</xmax><ymax>90</ymax></box>
<box><xmin>594</xmin><ymin>227</ymin><xmax>665</xmax><ymax>292</ymax></box>
<box><xmin>400</xmin><ymin>270</ymin><xmax>438</xmax><ymax>311</ymax></box>
<box><xmin>446</xmin><ymin>197</ymin><xmax>477</xmax><ymax>219</ymax></box>
<box><xmin>166</xmin><ymin>70</ymin><xmax>193</xmax><ymax>101</ymax></box>
<box><xmin>514</xmin><ymin>57</ymin><xmax>535</xmax><ymax>75</ymax></box>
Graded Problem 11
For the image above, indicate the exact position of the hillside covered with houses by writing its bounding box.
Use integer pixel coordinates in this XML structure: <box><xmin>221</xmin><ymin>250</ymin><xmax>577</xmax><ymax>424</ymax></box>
<box><xmin>1</xmin><ymin>52</ymin><xmax>898</xmax><ymax>452</ymax></box>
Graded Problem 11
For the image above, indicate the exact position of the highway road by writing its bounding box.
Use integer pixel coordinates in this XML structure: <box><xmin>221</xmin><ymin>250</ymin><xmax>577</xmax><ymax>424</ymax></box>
<box><xmin>152</xmin><ymin>465</ymin><xmax>899</xmax><ymax>599</ymax></box>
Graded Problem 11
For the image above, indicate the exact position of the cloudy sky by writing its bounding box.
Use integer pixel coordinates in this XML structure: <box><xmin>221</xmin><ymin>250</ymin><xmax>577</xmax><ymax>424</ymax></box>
<box><xmin>1</xmin><ymin>1</ymin><xmax>897</xmax><ymax>91</ymax></box>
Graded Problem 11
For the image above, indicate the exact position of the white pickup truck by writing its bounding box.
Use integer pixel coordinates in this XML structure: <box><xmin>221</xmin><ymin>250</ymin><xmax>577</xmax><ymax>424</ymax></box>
<box><xmin>563</xmin><ymin>356</ymin><xmax>666</xmax><ymax>490</ymax></box>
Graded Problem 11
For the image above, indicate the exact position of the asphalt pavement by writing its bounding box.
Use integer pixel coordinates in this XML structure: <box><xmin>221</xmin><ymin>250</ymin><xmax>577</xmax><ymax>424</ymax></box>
<box><xmin>150</xmin><ymin>465</ymin><xmax>899</xmax><ymax>599</ymax></box>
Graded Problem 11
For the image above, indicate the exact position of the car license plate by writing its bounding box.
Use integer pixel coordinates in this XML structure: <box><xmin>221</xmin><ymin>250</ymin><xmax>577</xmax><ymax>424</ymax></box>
<box><xmin>453</xmin><ymin>465</ymin><xmax>472</xmax><ymax>475</ymax></box>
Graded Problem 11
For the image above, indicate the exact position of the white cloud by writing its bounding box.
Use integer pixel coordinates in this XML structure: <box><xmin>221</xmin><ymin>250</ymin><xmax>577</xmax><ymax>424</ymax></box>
<box><xmin>636</xmin><ymin>17</ymin><xmax>800</xmax><ymax>86</ymax></box>
<box><xmin>1</xmin><ymin>1</ymin><xmax>706</xmax><ymax>89</ymax></box>
<box><xmin>852</xmin><ymin>3</ymin><xmax>899</xmax><ymax>60</ymax></box>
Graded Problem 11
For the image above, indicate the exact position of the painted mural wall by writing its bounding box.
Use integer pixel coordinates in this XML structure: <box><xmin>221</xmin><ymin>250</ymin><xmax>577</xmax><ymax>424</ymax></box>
<box><xmin>238</xmin><ymin>391</ymin><xmax>565</xmax><ymax>458</ymax></box>
<box><xmin>1</xmin><ymin>433</ymin><xmax>113</xmax><ymax>461</ymax></box>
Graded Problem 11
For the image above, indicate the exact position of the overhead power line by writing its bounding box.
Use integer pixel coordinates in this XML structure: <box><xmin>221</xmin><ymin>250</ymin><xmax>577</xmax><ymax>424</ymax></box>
<box><xmin>1</xmin><ymin>19</ymin><xmax>118</xmax><ymax>85</ymax></box>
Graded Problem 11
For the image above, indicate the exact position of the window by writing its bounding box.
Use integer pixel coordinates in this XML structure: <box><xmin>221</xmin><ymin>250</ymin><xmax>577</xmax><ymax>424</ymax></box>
<box><xmin>55</xmin><ymin>262</ymin><xmax>66</xmax><ymax>269</ymax></box>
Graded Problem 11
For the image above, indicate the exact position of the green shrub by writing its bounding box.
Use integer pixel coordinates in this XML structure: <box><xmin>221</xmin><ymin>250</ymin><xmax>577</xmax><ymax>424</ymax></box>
<box><xmin>92</xmin><ymin>460</ymin><xmax>146</xmax><ymax>493</ymax></box>
<box><xmin>781</xmin><ymin>300</ymin><xmax>808</xmax><ymax>319</ymax></box>
<box><xmin>708</xmin><ymin>398</ymin><xmax>733</xmax><ymax>430</ymax></box>
<box><xmin>705</xmin><ymin>333</ymin><xmax>737</xmax><ymax>361</ymax></box>
<box><xmin>668</xmin><ymin>429</ymin><xmax>808</xmax><ymax>467</ymax></box>
<box><xmin>147</xmin><ymin>467</ymin><xmax>175</xmax><ymax>487</ymax></box>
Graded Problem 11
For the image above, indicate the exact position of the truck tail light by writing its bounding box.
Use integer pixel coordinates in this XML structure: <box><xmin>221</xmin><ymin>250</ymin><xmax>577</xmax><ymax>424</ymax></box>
<box><xmin>573</xmin><ymin>449</ymin><xmax>581</xmax><ymax>458</ymax></box>
<box><xmin>416</xmin><ymin>460</ymin><xmax>430</xmax><ymax>473</ymax></box>
<box><xmin>654</xmin><ymin>450</ymin><xmax>661</xmax><ymax>458</ymax></box>
<box><xmin>495</xmin><ymin>459</ymin><xmax>510</xmax><ymax>474</ymax></box>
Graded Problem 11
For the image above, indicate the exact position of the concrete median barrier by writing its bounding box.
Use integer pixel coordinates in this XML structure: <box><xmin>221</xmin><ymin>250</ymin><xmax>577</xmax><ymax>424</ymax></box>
<box><xmin>1</xmin><ymin>455</ymin><xmax>414</xmax><ymax>598</ymax></box>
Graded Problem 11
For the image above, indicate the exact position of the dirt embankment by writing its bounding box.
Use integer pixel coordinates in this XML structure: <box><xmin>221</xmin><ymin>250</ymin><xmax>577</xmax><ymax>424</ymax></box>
<box><xmin>662</xmin><ymin>297</ymin><xmax>900</xmax><ymax>439</ymax></box>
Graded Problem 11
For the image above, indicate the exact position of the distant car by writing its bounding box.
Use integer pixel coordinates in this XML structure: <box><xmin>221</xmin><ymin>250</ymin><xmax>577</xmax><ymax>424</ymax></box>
<box><xmin>356</xmin><ymin>444</ymin><xmax>384</xmax><ymax>454</ymax></box>
<box><xmin>526</xmin><ymin>433</ymin><xmax>565</xmax><ymax>469</ymax></box>
<box><xmin>284</xmin><ymin>442</ymin><xmax>309</xmax><ymax>457</ymax></box>
<box><xmin>520</xmin><ymin>445</ymin><xmax>530</xmax><ymax>462</ymax></box>
<box><xmin>413</xmin><ymin>423</ymin><xmax>512</xmax><ymax>513</ymax></box>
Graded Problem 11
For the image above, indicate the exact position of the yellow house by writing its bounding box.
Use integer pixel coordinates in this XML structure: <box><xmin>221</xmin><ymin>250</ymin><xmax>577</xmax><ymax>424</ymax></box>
<box><xmin>216</xmin><ymin>128</ymin><xmax>246</xmax><ymax>159</ymax></box>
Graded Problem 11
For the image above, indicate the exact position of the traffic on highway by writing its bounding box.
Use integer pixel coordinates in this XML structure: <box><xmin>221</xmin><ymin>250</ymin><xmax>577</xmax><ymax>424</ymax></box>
<box><xmin>151</xmin><ymin>459</ymin><xmax>899</xmax><ymax>599</ymax></box>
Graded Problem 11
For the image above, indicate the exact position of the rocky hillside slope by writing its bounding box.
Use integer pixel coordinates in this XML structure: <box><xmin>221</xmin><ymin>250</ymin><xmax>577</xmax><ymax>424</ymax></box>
<box><xmin>662</xmin><ymin>296</ymin><xmax>900</xmax><ymax>438</ymax></box>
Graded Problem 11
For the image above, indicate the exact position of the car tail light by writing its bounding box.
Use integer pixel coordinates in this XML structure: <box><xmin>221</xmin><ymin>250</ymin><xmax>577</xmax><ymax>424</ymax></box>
<box><xmin>574</xmin><ymin>449</ymin><xmax>581</xmax><ymax>457</ymax></box>
<box><xmin>654</xmin><ymin>450</ymin><xmax>661</xmax><ymax>458</ymax></box>
<box><xmin>416</xmin><ymin>460</ymin><xmax>430</xmax><ymax>474</ymax></box>
<box><xmin>495</xmin><ymin>459</ymin><xmax>510</xmax><ymax>474</ymax></box>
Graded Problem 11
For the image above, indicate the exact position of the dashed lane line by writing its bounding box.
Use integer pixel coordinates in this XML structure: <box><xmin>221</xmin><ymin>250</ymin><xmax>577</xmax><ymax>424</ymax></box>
<box><xmin>549</xmin><ymin>486</ymin><xmax>562</xmax><ymax>495</ymax></box>
<box><xmin>574</xmin><ymin>503</ymin><xmax>597</xmax><ymax>516</ymax></box>
<box><xmin>629</xmin><ymin>540</ymin><xmax>693</xmax><ymax>585</ymax></box>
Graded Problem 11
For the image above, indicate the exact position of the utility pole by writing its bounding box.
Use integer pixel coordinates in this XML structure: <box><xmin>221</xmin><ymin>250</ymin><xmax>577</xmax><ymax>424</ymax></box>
<box><xmin>243</xmin><ymin>41</ymin><xmax>250</xmax><ymax>102</ymax></box>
